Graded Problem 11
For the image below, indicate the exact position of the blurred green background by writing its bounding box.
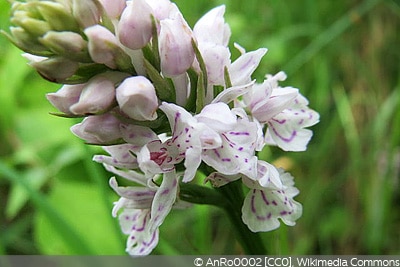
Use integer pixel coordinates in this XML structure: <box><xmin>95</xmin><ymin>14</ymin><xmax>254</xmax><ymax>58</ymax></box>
<box><xmin>0</xmin><ymin>0</ymin><xmax>399</xmax><ymax>255</ymax></box>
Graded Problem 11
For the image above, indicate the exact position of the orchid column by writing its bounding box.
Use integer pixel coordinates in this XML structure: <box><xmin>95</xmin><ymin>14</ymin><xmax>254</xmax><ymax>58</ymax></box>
<box><xmin>4</xmin><ymin>0</ymin><xmax>319</xmax><ymax>256</ymax></box>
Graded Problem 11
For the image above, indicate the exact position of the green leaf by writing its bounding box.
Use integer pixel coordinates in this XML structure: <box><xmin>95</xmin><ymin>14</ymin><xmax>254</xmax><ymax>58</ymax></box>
<box><xmin>224</xmin><ymin>66</ymin><xmax>232</xmax><ymax>89</ymax></box>
<box><xmin>143</xmin><ymin>57</ymin><xmax>175</xmax><ymax>102</ymax></box>
<box><xmin>191</xmin><ymin>39</ymin><xmax>208</xmax><ymax>92</ymax></box>
<box><xmin>0</xmin><ymin>161</ymin><xmax>95</xmax><ymax>254</ymax></box>
<box><xmin>5</xmin><ymin>167</ymin><xmax>48</xmax><ymax>219</ymax></box>
<box><xmin>195</xmin><ymin>71</ymin><xmax>205</xmax><ymax>114</ymax></box>
<box><xmin>185</xmin><ymin>68</ymin><xmax>199</xmax><ymax>113</ymax></box>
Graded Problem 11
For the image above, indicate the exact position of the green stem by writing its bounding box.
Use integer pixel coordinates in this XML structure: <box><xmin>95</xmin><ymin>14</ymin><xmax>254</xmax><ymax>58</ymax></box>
<box><xmin>179</xmin><ymin>182</ymin><xmax>228</xmax><ymax>207</ymax></box>
<box><xmin>217</xmin><ymin>180</ymin><xmax>267</xmax><ymax>255</ymax></box>
<box><xmin>179</xmin><ymin>181</ymin><xmax>267</xmax><ymax>255</ymax></box>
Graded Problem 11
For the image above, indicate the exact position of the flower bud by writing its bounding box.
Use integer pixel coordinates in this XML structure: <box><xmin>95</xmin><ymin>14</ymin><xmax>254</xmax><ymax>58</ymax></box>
<box><xmin>26</xmin><ymin>55</ymin><xmax>79</xmax><ymax>83</ymax></box>
<box><xmin>117</xmin><ymin>0</ymin><xmax>153</xmax><ymax>50</ymax></box>
<box><xmin>159</xmin><ymin>14</ymin><xmax>194</xmax><ymax>77</ymax></box>
<box><xmin>36</xmin><ymin>1</ymin><xmax>79</xmax><ymax>32</ymax></box>
<box><xmin>116</xmin><ymin>76</ymin><xmax>158</xmax><ymax>121</ymax></box>
<box><xmin>197</xmin><ymin>42</ymin><xmax>231</xmax><ymax>86</ymax></box>
<box><xmin>193</xmin><ymin>5</ymin><xmax>230</xmax><ymax>46</ymax></box>
<box><xmin>69</xmin><ymin>75</ymin><xmax>116</xmax><ymax>115</ymax></box>
<box><xmin>39</xmin><ymin>31</ymin><xmax>90</xmax><ymax>62</ymax></box>
<box><xmin>145</xmin><ymin>0</ymin><xmax>179</xmax><ymax>21</ymax></box>
<box><xmin>85</xmin><ymin>25</ymin><xmax>128</xmax><ymax>69</ymax></box>
<box><xmin>6</xmin><ymin>1</ymin><xmax>79</xmax><ymax>54</ymax></box>
<box><xmin>46</xmin><ymin>84</ymin><xmax>85</xmax><ymax>114</ymax></box>
<box><xmin>72</xmin><ymin>0</ymin><xmax>103</xmax><ymax>28</ymax></box>
<box><xmin>71</xmin><ymin>113</ymin><xmax>122</xmax><ymax>144</ymax></box>
<box><xmin>99</xmin><ymin>0</ymin><xmax>126</xmax><ymax>19</ymax></box>
<box><xmin>10</xmin><ymin>15</ymin><xmax>51</xmax><ymax>38</ymax></box>
<box><xmin>7</xmin><ymin>27</ymin><xmax>47</xmax><ymax>53</ymax></box>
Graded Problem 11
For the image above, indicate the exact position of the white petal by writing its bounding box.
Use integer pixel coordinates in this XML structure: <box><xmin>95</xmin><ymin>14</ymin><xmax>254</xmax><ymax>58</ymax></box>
<box><xmin>202</xmin><ymin>119</ymin><xmax>258</xmax><ymax>179</ymax></box>
<box><xmin>197</xmin><ymin>124</ymin><xmax>222</xmax><ymax>149</ymax></box>
<box><xmin>251</xmin><ymin>87</ymin><xmax>299</xmax><ymax>123</ymax></box>
<box><xmin>93</xmin><ymin>144</ymin><xmax>139</xmax><ymax>169</ymax></box>
<box><xmin>229</xmin><ymin>48</ymin><xmax>267</xmax><ymax>86</ymax></box>
<box><xmin>102</xmin><ymin>164</ymin><xmax>147</xmax><ymax>185</ymax></box>
<box><xmin>267</xmin><ymin>105</ymin><xmax>319</xmax><ymax>151</ymax></box>
<box><xmin>212</xmin><ymin>81</ymin><xmax>255</xmax><ymax>104</ymax></box>
<box><xmin>159</xmin><ymin>102</ymin><xmax>196</xmax><ymax>134</ymax></box>
<box><xmin>256</xmin><ymin>161</ymin><xmax>282</xmax><ymax>188</ymax></box>
<box><xmin>195</xmin><ymin>102</ymin><xmax>236</xmax><ymax>132</ymax></box>
<box><xmin>109</xmin><ymin>177</ymin><xmax>155</xmax><ymax>209</ymax></box>
<box><xmin>182</xmin><ymin>147</ymin><xmax>202</xmax><ymax>182</ymax></box>
<box><xmin>118</xmin><ymin>209</ymin><xmax>159</xmax><ymax>256</ymax></box>
<box><xmin>149</xmin><ymin>171</ymin><xmax>179</xmax><ymax>233</ymax></box>
<box><xmin>242</xmin><ymin>170</ymin><xmax>302</xmax><ymax>232</ymax></box>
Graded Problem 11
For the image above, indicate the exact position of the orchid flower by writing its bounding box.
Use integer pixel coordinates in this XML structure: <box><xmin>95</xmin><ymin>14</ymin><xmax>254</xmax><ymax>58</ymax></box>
<box><xmin>242</xmin><ymin>168</ymin><xmax>303</xmax><ymax>232</ymax></box>
<box><xmin>5</xmin><ymin>0</ymin><xmax>320</xmax><ymax>256</ymax></box>
<box><xmin>109</xmin><ymin>170</ymin><xmax>179</xmax><ymax>256</ymax></box>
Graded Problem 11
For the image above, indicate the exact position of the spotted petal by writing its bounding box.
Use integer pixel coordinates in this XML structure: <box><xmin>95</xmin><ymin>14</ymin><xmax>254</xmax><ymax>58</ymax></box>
<box><xmin>159</xmin><ymin>102</ymin><xmax>203</xmax><ymax>180</ymax></box>
<box><xmin>266</xmin><ymin>94</ymin><xmax>319</xmax><ymax>151</ymax></box>
<box><xmin>202</xmin><ymin>118</ymin><xmax>258</xmax><ymax>179</ymax></box>
<box><xmin>242</xmin><ymin>170</ymin><xmax>302</xmax><ymax>232</ymax></box>
<box><xmin>251</xmin><ymin>86</ymin><xmax>299</xmax><ymax>123</ymax></box>
<box><xmin>93</xmin><ymin>144</ymin><xmax>139</xmax><ymax>169</ymax></box>
<box><xmin>109</xmin><ymin>177</ymin><xmax>155</xmax><ymax>209</ymax></box>
<box><xmin>118</xmin><ymin>209</ymin><xmax>159</xmax><ymax>256</ymax></box>
<box><xmin>149</xmin><ymin>171</ymin><xmax>179</xmax><ymax>233</ymax></box>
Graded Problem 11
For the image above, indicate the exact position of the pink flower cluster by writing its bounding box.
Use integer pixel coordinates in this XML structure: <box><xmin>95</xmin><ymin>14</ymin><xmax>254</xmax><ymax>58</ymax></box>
<box><xmin>7</xmin><ymin>0</ymin><xmax>319</xmax><ymax>256</ymax></box>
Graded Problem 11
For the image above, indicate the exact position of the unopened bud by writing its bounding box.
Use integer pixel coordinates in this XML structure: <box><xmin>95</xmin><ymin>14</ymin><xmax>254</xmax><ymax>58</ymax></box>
<box><xmin>46</xmin><ymin>84</ymin><xmax>85</xmax><ymax>114</ymax></box>
<box><xmin>197</xmin><ymin>42</ymin><xmax>231</xmax><ymax>86</ymax></box>
<box><xmin>84</xmin><ymin>25</ymin><xmax>131</xmax><ymax>70</ymax></box>
<box><xmin>72</xmin><ymin>0</ymin><xmax>103</xmax><ymax>28</ymax></box>
<box><xmin>36</xmin><ymin>1</ymin><xmax>79</xmax><ymax>32</ymax></box>
<box><xmin>193</xmin><ymin>5</ymin><xmax>230</xmax><ymax>46</ymax></box>
<box><xmin>7</xmin><ymin>27</ymin><xmax>47</xmax><ymax>53</ymax></box>
<box><xmin>99</xmin><ymin>0</ymin><xmax>126</xmax><ymax>19</ymax></box>
<box><xmin>69</xmin><ymin>75</ymin><xmax>116</xmax><ymax>115</ymax></box>
<box><xmin>11</xmin><ymin>15</ymin><xmax>51</xmax><ymax>38</ymax></box>
<box><xmin>39</xmin><ymin>31</ymin><xmax>90</xmax><ymax>62</ymax></box>
<box><xmin>26</xmin><ymin>55</ymin><xmax>79</xmax><ymax>83</ymax></box>
<box><xmin>117</xmin><ymin>0</ymin><xmax>153</xmax><ymax>50</ymax></box>
<box><xmin>71</xmin><ymin>113</ymin><xmax>122</xmax><ymax>144</ymax></box>
<box><xmin>116</xmin><ymin>76</ymin><xmax>158</xmax><ymax>121</ymax></box>
<box><xmin>159</xmin><ymin>14</ymin><xmax>194</xmax><ymax>77</ymax></box>
<box><xmin>145</xmin><ymin>0</ymin><xmax>179</xmax><ymax>21</ymax></box>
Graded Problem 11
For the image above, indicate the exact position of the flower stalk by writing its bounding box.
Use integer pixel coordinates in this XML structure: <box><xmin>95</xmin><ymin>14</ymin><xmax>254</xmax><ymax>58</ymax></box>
<box><xmin>217</xmin><ymin>180</ymin><xmax>267</xmax><ymax>255</ymax></box>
